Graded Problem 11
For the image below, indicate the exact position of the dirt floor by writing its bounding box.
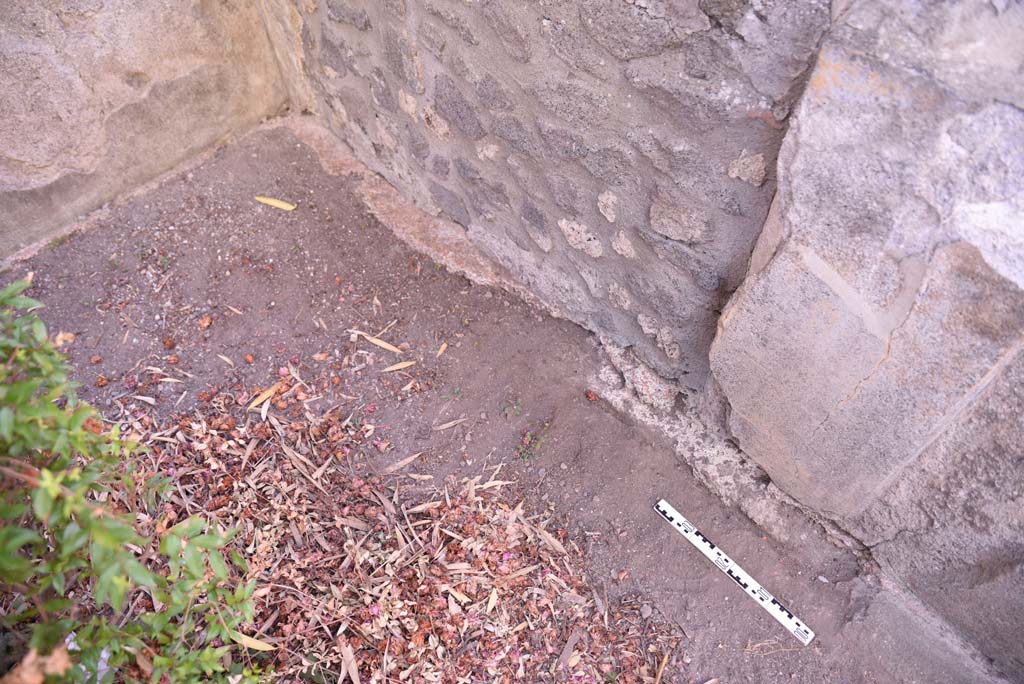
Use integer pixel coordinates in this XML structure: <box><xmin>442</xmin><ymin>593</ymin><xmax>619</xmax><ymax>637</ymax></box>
<box><xmin>3</xmin><ymin>123</ymin><xmax>1003</xmax><ymax>684</ymax></box>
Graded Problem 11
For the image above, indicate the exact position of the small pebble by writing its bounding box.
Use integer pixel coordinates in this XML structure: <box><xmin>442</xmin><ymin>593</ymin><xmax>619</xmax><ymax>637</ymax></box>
<box><xmin>640</xmin><ymin>604</ymin><xmax>652</xmax><ymax>619</ymax></box>
<box><xmin>817</xmin><ymin>575</ymin><xmax>830</xmax><ymax>584</ymax></box>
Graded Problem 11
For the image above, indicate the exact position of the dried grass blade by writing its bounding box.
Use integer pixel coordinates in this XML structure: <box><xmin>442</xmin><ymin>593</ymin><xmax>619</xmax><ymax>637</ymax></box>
<box><xmin>383</xmin><ymin>452</ymin><xmax>423</xmax><ymax>474</ymax></box>
<box><xmin>339</xmin><ymin>641</ymin><xmax>361</xmax><ymax>684</ymax></box>
<box><xmin>254</xmin><ymin>196</ymin><xmax>296</xmax><ymax>211</ymax></box>
<box><xmin>432</xmin><ymin>417</ymin><xmax>467</xmax><ymax>431</ymax></box>
<box><xmin>348</xmin><ymin>329</ymin><xmax>402</xmax><ymax>355</ymax></box>
<box><xmin>248</xmin><ymin>382</ymin><xmax>281</xmax><ymax>410</ymax></box>
<box><xmin>535</xmin><ymin>526</ymin><xmax>567</xmax><ymax>555</ymax></box>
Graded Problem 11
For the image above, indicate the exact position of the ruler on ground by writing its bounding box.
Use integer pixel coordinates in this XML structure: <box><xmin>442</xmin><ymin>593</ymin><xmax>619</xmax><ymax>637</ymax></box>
<box><xmin>654</xmin><ymin>498</ymin><xmax>815</xmax><ymax>645</ymax></box>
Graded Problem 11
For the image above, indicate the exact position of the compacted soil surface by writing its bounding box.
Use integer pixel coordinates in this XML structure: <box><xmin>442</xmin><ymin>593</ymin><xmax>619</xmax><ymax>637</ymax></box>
<box><xmin>3</xmin><ymin>123</ymin><xmax>1000</xmax><ymax>684</ymax></box>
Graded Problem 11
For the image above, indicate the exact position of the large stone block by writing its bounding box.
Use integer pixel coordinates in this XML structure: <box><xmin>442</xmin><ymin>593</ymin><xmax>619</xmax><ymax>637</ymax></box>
<box><xmin>433</xmin><ymin>74</ymin><xmax>486</xmax><ymax>140</ymax></box>
<box><xmin>714</xmin><ymin>241</ymin><xmax>1024</xmax><ymax>517</ymax></box>
<box><xmin>710</xmin><ymin>1</ymin><xmax>1024</xmax><ymax>673</ymax></box>
<box><xmin>852</xmin><ymin>352</ymin><xmax>1024</xmax><ymax>679</ymax></box>
<box><xmin>0</xmin><ymin>0</ymin><xmax>286</xmax><ymax>256</ymax></box>
<box><xmin>712</xmin><ymin>0</ymin><xmax>1024</xmax><ymax>519</ymax></box>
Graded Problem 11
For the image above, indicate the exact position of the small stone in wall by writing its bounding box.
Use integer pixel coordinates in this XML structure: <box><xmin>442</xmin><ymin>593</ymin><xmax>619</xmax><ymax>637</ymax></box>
<box><xmin>429</xmin><ymin>182</ymin><xmax>471</xmax><ymax>227</ymax></box>
<box><xmin>326</xmin><ymin>0</ymin><xmax>371</xmax><ymax>30</ymax></box>
<box><xmin>434</xmin><ymin>75</ymin><xmax>486</xmax><ymax>139</ymax></box>
<box><xmin>538</xmin><ymin>122</ymin><xmax>587</xmax><ymax>160</ymax></box>
<box><xmin>608</xmin><ymin>281</ymin><xmax>632</xmax><ymax>310</ymax></box>
<box><xmin>612</xmin><ymin>230</ymin><xmax>637</xmax><ymax>258</ymax></box>
<box><xmin>476</xmin><ymin>142</ymin><xmax>500</xmax><ymax>160</ymax></box>
<box><xmin>558</xmin><ymin>219</ymin><xmax>603</xmax><ymax>258</ymax></box>
<box><xmin>657</xmin><ymin>327</ymin><xmax>681</xmax><ymax>360</ymax></box>
<box><xmin>329</xmin><ymin>97</ymin><xmax>349</xmax><ymax>126</ymax></box>
<box><xmin>376</xmin><ymin>120</ymin><xmax>398</xmax><ymax>150</ymax></box>
<box><xmin>425</xmin><ymin>3</ymin><xmax>479</xmax><ymax>45</ymax></box>
<box><xmin>727</xmin><ymin>152</ymin><xmax>767</xmax><ymax>186</ymax></box>
<box><xmin>383</xmin><ymin>28</ymin><xmax>425</xmax><ymax>93</ymax></box>
<box><xmin>578</xmin><ymin>265</ymin><xmax>603</xmax><ymax>297</ymax></box>
<box><xmin>638</xmin><ymin>313</ymin><xmax>658</xmax><ymax>337</ymax></box>
<box><xmin>527</xmin><ymin>226</ymin><xmax>553</xmax><ymax>253</ymax></box>
<box><xmin>522</xmin><ymin>198</ymin><xmax>547</xmax><ymax>230</ymax></box>
<box><xmin>650</xmin><ymin>194</ymin><xmax>709</xmax><ymax>243</ymax></box>
<box><xmin>598</xmin><ymin>190</ymin><xmax>618</xmax><ymax>223</ymax></box>
<box><xmin>399</xmin><ymin>89</ymin><xmax>417</xmax><ymax>118</ymax></box>
<box><xmin>421</xmin><ymin>104</ymin><xmax>451</xmax><ymax>139</ymax></box>
<box><xmin>431</xmin><ymin>157</ymin><xmax>450</xmax><ymax>179</ymax></box>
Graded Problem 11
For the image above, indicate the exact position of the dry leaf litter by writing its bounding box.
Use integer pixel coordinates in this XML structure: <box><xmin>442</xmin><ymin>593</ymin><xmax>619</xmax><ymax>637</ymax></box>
<box><xmin>104</xmin><ymin>367</ymin><xmax>683</xmax><ymax>684</ymax></box>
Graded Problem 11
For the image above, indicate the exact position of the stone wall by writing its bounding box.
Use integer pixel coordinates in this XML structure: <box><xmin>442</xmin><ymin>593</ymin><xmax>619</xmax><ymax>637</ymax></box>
<box><xmin>0</xmin><ymin>0</ymin><xmax>289</xmax><ymax>256</ymax></box>
<box><xmin>293</xmin><ymin>0</ymin><xmax>830</xmax><ymax>388</ymax></box>
<box><xmin>710</xmin><ymin>1</ymin><xmax>1024</xmax><ymax>677</ymax></box>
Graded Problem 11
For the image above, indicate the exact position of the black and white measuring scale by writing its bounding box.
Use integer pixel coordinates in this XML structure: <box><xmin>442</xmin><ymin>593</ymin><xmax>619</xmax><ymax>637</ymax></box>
<box><xmin>654</xmin><ymin>498</ymin><xmax>815</xmax><ymax>645</ymax></box>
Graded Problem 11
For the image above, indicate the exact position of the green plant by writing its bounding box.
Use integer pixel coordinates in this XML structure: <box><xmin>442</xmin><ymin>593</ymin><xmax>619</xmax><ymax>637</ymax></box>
<box><xmin>515</xmin><ymin>418</ymin><xmax>552</xmax><ymax>461</ymax></box>
<box><xmin>0</xmin><ymin>277</ymin><xmax>266</xmax><ymax>683</ymax></box>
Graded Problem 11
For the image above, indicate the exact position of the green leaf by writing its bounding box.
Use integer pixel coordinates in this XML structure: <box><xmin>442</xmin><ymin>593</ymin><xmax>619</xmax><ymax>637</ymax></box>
<box><xmin>108</xmin><ymin>575</ymin><xmax>130</xmax><ymax>611</ymax></box>
<box><xmin>208</xmin><ymin>551</ymin><xmax>229</xmax><ymax>580</ymax></box>
<box><xmin>29</xmin><ymin>623</ymin><xmax>69</xmax><ymax>655</ymax></box>
<box><xmin>41</xmin><ymin>597</ymin><xmax>73</xmax><ymax>613</ymax></box>
<box><xmin>183</xmin><ymin>543</ymin><xmax>205</xmax><ymax>578</ymax></box>
<box><xmin>169</xmin><ymin>516</ymin><xmax>205</xmax><ymax>538</ymax></box>
<box><xmin>60</xmin><ymin>521</ymin><xmax>89</xmax><ymax>554</ymax></box>
<box><xmin>0</xmin><ymin>502</ymin><xmax>28</xmax><ymax>520</ymax></box>
<box><xmin>160</xmin><ymin>533</ymin><xmax>182</xmax><ymax>558</ymax></box>
<box><xmin>189</xmin><ymin>534</ymin><xmax>223</xmax><ymax>550</ymax></box>
<box><xmin>51</xmin><ymin>571</ymin><xmax>66</xmax><ymax>596</ymax></box>
<box><xmin>0</xmin><ymin>525</ymin><xmax>41</xmax><ymax>553</ymax></box>
<box><xmin>124</xmin><ymin>558</ymin><xmax>156</xmax><ymax>588</ymax></box>
<box><xmin>0</xmin><ymin>406</ymin><xmax>13</xmax><ymax>441</ymax></box>
<box><xmin>30</xmin><ymin>485</ymin><xmax>55</xmax><ymax>522</ymax></box>
<box><xmin>229</xmin><ymin>550</ymin><xmax>249</xmax><ymax>573</ymax></box>
<box><xmin>0</xmin><ymin>278</ymin><xmax>31</xmax><ymax>301</ymax></box>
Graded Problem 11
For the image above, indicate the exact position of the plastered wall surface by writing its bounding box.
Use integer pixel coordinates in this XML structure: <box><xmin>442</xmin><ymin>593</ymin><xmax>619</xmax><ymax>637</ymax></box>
<box><xmin>0</xmin><ymin>0</ymin><xmax>289</xmax><ymax>256</ymax></box>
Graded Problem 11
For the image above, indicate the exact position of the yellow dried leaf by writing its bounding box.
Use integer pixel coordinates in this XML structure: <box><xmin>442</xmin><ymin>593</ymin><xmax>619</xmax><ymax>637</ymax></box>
<box><xmin>229</xmin><ymin>630</ymin><xmax>276</xmax><ymax>651</ymax></box>
<box><xmin>486</xmin><ymin>588</ymin><xmax>498</xmax><ymax>613</ymax></box>
<box><xmin>448</xmin><ymin>588</ymin><xmax>471</xmax><ymax>604</ymax></box>
<box><xmin>254</xmin><ymin>196</ymin><xmax>296</xmax><ymax>211</ymax></box>
<box><xmin>217</xmin><ymin>354</ymin><xmax>234</xmax><ymax>367</ymax></box>
<box><xmin>436</xmin><ymin>342</ymin><xmax>448</xmax><ymax>358</ymax></box>
<box><xmin>349</xmin><ymin>329</ymin><xmax>403</xmax><ymax>354</ymax></box>
<box><xmin>382</xmin><ymin>360</ymin><xmax>416</xmax><ymax>372</ymax></box>
<box><xmin>247</xmin><ymin>382</ymin><xmax>281</xmax><ymax>410</ymax></box>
